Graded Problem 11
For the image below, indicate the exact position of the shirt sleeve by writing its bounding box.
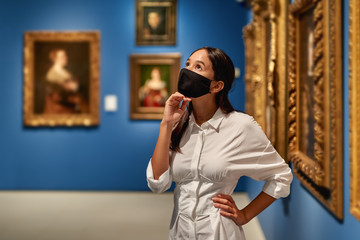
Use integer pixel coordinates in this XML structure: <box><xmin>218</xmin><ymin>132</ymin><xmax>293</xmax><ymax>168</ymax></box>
<box><xmin>236</xmin><ymin>115</ymin><xmax>293</xmax><ymax>199</ymax></box>
<box><xmin>146</xmin><ymin>159</ymin><xmax>172</xmax><ymax>193</ymax></box>
<box><xmin>251</xmin><ymin>142</ymin><xmax>293</xmax><ymax>199</ymax></box>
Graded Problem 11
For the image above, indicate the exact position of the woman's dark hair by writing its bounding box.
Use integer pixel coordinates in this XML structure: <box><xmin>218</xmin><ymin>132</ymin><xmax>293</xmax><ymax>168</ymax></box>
<box><xmin>170</xmin><ymin>47</ymin><xmax>235</xmax><ymax>152</ymax></box>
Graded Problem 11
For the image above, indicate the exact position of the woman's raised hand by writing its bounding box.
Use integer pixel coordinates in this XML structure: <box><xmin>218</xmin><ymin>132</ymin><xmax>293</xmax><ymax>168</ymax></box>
<box><xmin>162</xmin><ymin>92</ymin><xmax>191</xmax><ymax>126</ymax></box>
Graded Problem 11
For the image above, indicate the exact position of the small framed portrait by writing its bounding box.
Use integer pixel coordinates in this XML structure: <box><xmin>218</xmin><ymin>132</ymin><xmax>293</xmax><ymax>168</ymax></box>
<box><xmin>23</xmin><ymin>31</ymin><xmax>100</xmax><ymax>127</ymax></box>
<box><xmin>136</xmin><ymin>0</ymin><xmax>177</xmax><ymax>45</ymax></box>
<box><xmin>130</xmin><ymin>53</ymin><xmax>181</xmax><ymax>119</ymax></box>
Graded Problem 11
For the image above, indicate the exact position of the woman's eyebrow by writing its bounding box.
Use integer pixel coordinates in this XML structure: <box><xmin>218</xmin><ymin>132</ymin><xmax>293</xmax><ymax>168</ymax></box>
<box><xmin>186</xmin><ymin>59</ymin><xmax>206</xmax><ymax>67</ymax></box>
<box><xmin>195</xmin><ymin>60</ymin><xmax>205</xmax><ymax>66</ymax></box>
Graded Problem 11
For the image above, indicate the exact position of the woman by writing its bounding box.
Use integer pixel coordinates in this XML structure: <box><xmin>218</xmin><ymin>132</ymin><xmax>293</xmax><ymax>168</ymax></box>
<box><xmin>146</xmin><ymin>47</ymin><xmax>292</xmax><ymax>239</ymax></box>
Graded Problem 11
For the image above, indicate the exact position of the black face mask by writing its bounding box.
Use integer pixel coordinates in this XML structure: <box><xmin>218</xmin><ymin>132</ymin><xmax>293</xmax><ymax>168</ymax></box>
<box><xmin>177</xmin><ymin>68</ymin><xmax>213</xmax><ymax>98</ymax></box>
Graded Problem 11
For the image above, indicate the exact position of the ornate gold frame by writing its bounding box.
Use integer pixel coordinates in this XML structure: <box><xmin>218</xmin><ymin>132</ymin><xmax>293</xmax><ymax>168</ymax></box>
<box><xmin>130</xmin><ymin>53</ymin><xmax>180</xmax><ymax>120</ymax></box>
<box><xmin>288</xmin><ymin>0</ymin><xmax>343</xmax><ymax>219</ymax></box>
<box><xmin>23</xmin><ymin>31</ymin><xmax>100</xmax><ymax>127</ymax></box>
<box><xmin>243</xmin><ymin>0</ymin><xmax>288</xmax><ymax>159</ymax></box>
<box><xmin>243</xmin><ymin>22</ymin><xmax>255</xmax><ymax>119</ymax></box>
<box><xmin>349</xmin><ymin>0</ymin><xmax>360</xmax><ymax>221</ymax></box>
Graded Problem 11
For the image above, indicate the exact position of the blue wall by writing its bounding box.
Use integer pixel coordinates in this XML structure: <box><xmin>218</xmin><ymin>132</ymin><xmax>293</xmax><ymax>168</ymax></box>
<box><xmin>246</xmin><ymin>0</ymin><xmax>360</xmax><ymax>239</ymax></box>
<box><xmin>0</xmin><ymin>0</ymin><xmax>249</xmax><ymax>190</ymax></box>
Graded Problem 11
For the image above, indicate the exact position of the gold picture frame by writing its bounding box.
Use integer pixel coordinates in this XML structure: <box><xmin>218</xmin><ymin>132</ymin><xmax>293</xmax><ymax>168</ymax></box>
<box><xmin>23</xmin><ymin>31</ymin><xmax>100</xmax><ymax>127</ymax></box>
<box><xmin>243</xmin><ymin>22</ymin><xmax>255</xmax><ymax>119</ymax></box>
<box><xmin>288</xmin><ymin>0</ymin><xmax>343</xmax><ymax>219</ymax></box>
<box><xmin>349</xmin><ymin>0</ymin><xmax>360</xmax><ymax>221</ymax></box>
<box><xmin>136</xmin><ymin>0</ymin><xmax>177</xmax><ymax>46</ymax></box>
<box><xmin>130</xmin><ymin>53</ymin><xmax>180</xmax><ymax>120</ymax></box>
<box><xmin>243</xmin><ymin>0</ymin><xmax>288</xmax><ymax>159</ymax></box>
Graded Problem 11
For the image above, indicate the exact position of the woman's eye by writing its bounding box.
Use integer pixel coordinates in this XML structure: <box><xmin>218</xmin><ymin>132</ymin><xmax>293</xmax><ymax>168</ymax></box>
<box><xmin>195</xmin><ymin>65</ymin><xmax>202</xmax><ymax>70</ymax></box>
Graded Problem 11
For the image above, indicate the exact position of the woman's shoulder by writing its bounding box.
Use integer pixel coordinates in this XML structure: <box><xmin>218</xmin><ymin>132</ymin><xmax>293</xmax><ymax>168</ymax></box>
<box><xmin>226</xmin><ymin>110</ymin><xmax>255</xmax><ymax>123</ymax></box>
<box><xmin>225</xmin><ymin>111</ymin><xmax>263</xmax><ymax>132</ymax></box>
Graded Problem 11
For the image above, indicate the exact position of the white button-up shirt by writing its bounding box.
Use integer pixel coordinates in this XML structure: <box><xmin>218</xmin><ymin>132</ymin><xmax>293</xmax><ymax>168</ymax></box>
<box><xmin>147</xmin><ymin>109</ymin><xmax>293</xmax><ymax>240</ymax></box>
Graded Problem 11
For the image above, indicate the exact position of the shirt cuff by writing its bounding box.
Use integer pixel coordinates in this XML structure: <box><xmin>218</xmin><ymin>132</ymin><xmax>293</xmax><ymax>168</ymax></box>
<box><xmin>146</xmin><ymin>160</ymin><xmax>172</xmax><ymax>193</ymax></box>
<box><xmin>262</xmin><ymin>177</ymin><xmax>292</xmax><ymax>199</ymax></box>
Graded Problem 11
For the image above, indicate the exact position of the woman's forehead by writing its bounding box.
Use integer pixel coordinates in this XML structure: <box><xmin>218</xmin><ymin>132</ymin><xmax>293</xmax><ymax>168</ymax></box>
<box><xmin>188</xmin><ymin>49</ymin><xmax>211</xmax><ymax>64</ymax></box>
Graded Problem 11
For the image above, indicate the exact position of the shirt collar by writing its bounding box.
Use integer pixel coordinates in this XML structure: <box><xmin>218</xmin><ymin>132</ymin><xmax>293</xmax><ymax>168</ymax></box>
<box><xmin>189</xmin><ymin>108</ymin><xmax>225</xmax><ymax>132</ymax></box>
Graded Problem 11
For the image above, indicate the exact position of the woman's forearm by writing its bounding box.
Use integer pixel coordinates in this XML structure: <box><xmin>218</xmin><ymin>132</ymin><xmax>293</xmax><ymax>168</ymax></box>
<box><xmin>151</xmin><ymin>121</ymin><xmax>174</xmax><ymax>180</ymax></box>
<box><xmin>241</xmin><ymin>191</ymin><xmax>276</xmax><ymax>223</ymax></box>
<box><xmin>151</xmin><ymin>92</ymin><xmax>191</xmax><ymax>180</ymax></box>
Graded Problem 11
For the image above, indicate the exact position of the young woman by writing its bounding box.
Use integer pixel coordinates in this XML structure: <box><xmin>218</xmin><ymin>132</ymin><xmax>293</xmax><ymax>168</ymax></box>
<box><xmin>146</xmin><ymin>47</ymin><xmax>292</xmax><ymax>239</ymax></box>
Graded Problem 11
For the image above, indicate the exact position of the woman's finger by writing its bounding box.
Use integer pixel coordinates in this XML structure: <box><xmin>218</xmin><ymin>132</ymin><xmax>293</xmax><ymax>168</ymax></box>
<box><xmin>170</xmin><ymin>92</ymin><xmax>186</xmax><ymax>99</ymax></box>
<box><xmin>167</xmin><ymin>93</ymin><xmax>190</xmax><ymax>106</ymax></box>
<box><xmin>170</xmin><ymin>92</ymin><xmax>192</xmax><ymax>102</ymax></box>
<box><xmin>213</xmin><ymin>203</ymin><xmax>235</xmax><ymax>214</ymax></box>
<box><xmin>219</xmin><ymin>210</ymin><xmax>237</xmax><ymax>222</ymax></box>
<box><xmin>212</xmin><ymin>197</ymin><xmax>232</xmax><ymax>206</ymax></box>
<box><xmin>215</xmin><ymin>194</ymin><xmax>235</xmax><ymax>204</ymax></box>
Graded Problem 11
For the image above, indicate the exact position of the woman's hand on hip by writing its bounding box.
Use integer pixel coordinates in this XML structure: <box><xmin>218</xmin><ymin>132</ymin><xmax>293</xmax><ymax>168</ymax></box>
<box><xmin>212</xmin><ymin>194</ymin><xmax>249</xmax><ymax>226</ymax></box>
<box><xmin>162</xmin><ymin>92</ymin><xmax>191</xmax><ymax>126</ymax></box>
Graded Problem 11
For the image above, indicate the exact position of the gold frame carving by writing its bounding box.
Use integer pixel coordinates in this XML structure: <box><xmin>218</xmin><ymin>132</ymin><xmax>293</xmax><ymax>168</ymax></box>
<box><xmin>243</xmin><ymin>0</ymin><xmax>288</xmax><ymax>159</ymax></box>
<box><xmin>349</xmin><ymin>0</ymin><xmax>360</xmax><ymax>221</ymax></box>
<box><xmin>243</xmin><ymin>23</ymin><xmax>255</xmax><ymax>119</ymax></box>
<box><xmin>288</xmin><ymin>0</ymin><xmax>343</xmax><ymax>219</ymax></box>
<box><xmin>23</xmin><ymin>31</ymin><xmax>100</xmax><ymax>127</ymax></box>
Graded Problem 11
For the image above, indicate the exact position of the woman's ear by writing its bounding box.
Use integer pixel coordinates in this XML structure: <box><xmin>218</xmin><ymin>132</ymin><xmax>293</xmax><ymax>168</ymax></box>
<box><xmin>210</xmin><ymin>81</ymin><xmax>224</xmax><ymax>93</ymax></box>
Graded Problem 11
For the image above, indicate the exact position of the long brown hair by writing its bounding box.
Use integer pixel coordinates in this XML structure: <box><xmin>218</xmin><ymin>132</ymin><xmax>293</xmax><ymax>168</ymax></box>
<box><xmin>170</xmin><ymin>47</ymin><xmax>235</xmax><ymax>152</ymax></box>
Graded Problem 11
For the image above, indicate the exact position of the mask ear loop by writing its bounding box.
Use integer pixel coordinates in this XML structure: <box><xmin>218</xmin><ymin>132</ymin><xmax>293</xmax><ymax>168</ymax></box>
<box><xmin>179</xmin><ymin>99</ymin><xmax>190</xmax><ymax>111</ymax></box>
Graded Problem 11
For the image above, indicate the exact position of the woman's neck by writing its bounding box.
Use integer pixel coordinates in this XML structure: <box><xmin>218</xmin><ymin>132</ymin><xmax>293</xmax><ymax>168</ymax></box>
<box><xmin>191</xmin><ymin>95</ymin><xmax>218</xmax><ymax>126</ymax></box>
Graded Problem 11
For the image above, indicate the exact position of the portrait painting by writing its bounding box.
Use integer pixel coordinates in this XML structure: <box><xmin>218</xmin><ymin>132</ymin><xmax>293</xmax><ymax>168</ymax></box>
<box><xmin>136</xmin><ymin>0</ymin><xmax>177</xmax><ymax>45</ymax></box>
<box><xmin>143</xmin><ymin>7</ymin><xmax>166</xmax><ymax>36</ymax></box>
<box><xmin>138</xmin><ymin>65</ymin><xmax>170</xmax><ymax>107</ymax></box>
<box><xmin>23</xmin><ymin>31</ymin><xmax>100</xmax><ymax>127</ymax></box>
<box><xmin>130</xmin><ymin>53</ymin><xmax>181</xmax><ymax>119</ymax></box>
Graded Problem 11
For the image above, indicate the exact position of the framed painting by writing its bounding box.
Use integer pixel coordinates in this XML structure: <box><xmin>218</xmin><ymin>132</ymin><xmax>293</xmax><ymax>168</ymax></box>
<box><xmin>23</xmin><ymin>31</ymin><xmax>100</xmax><ymax>127</ymax></box>
<box><xmin>130</xmin><ymin>53</ymin><xmax>181</xmax><ymax>119</ymax></box>
<box><xmin>350</xmin><ymin>0</ymin><xmax>360</xmax><ymax>222</ymax></box>
<box><xmin>288</xmin><ymin>0</ymin><xmax>343</xmax><ymax>219</ymax></box>
<box><xmin>136</xmin><ymin>0</ymin><xmax>177</xmax><ymax>45</ymax></box>
<box><xmin>243</xmin><ymin>0</ymin><xmax>288</xmax><ymax>160</ymax></box>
